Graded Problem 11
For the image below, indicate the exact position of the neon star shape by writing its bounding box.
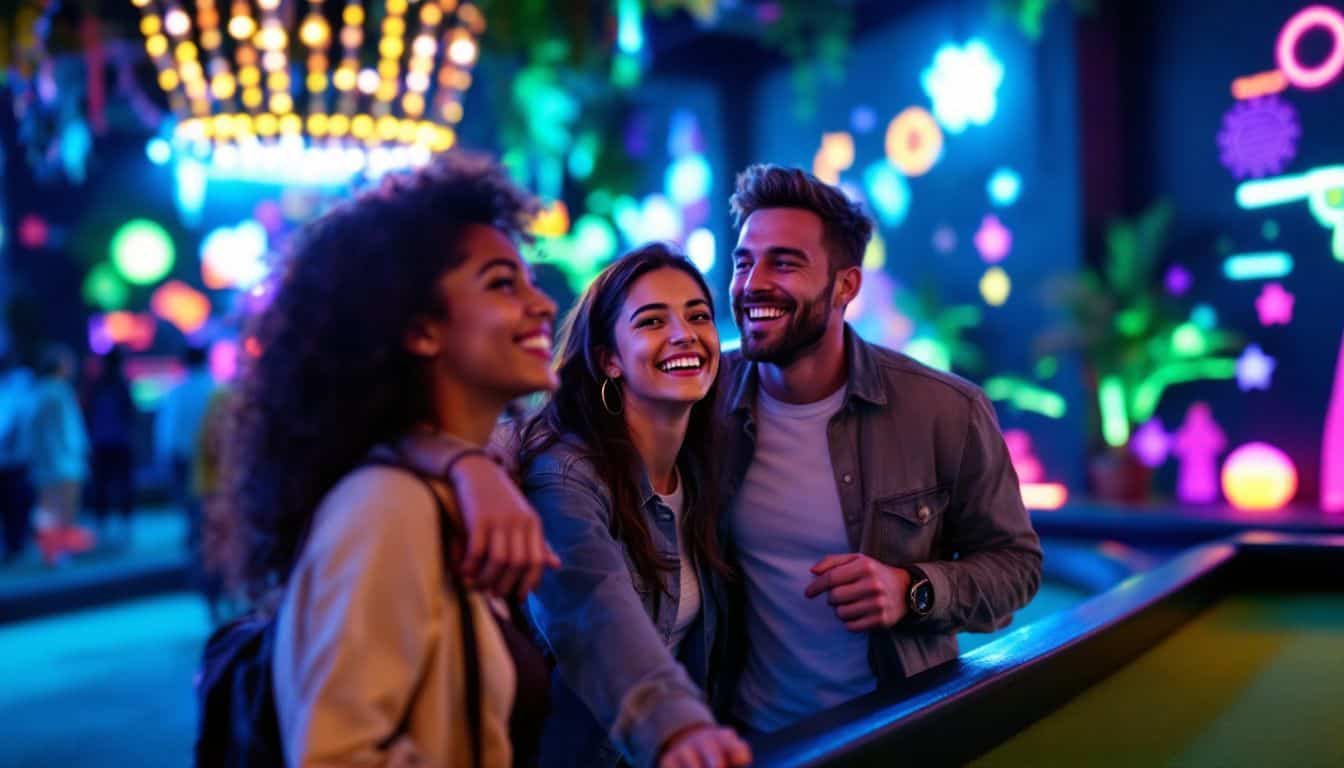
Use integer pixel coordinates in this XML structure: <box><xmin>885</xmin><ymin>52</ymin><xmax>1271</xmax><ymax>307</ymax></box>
<box><xmin>1236</xmin><ymin>344</ymin><xmax>1277</xmax><ymax>391</ymax></box>
<box><xmin>1255</xmin><ymin>282</ymin><xmax>1295</xmax><ymax>325</ymax></box>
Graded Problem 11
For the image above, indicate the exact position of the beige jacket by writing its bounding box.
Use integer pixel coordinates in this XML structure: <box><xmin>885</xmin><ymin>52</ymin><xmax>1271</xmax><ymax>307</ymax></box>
<box><xmin>274</xmin><ymin>436</ymin><xmax>515</xmax><ymax>767</ymax></box>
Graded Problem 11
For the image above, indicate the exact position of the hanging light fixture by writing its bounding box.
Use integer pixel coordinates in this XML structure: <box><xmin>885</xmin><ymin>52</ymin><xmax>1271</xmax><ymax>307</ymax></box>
<box><xmin>130</xmin><ymin>0</ymin><xmax>485</xmax><ymax>184</ymax></box>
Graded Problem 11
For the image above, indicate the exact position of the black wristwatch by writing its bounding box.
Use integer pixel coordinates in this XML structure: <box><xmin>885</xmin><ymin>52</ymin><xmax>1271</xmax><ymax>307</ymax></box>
<box><xmin>905</xmin><ymin>567</ymin><xmax>934</xmax><ymax>619</ymax></box>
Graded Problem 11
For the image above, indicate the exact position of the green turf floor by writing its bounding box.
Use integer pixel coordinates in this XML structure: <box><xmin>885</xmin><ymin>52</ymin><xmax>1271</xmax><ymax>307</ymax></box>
<box><xmin>974</xmin><ymin>593</ymin><xmax>1344</xmax><ymax>767</ymax></box>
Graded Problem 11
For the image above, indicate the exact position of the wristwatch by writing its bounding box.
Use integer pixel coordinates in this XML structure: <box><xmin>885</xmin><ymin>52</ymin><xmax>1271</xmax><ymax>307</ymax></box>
<box><xmin>905</xmin><ymin>567</ymin><xmax>934</xmax><ymax>619</ymax></box>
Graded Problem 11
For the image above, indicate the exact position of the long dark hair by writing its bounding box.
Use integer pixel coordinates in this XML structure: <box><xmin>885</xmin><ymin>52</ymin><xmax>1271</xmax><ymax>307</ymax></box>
<box><xmin>517</xmin><ymin>244</ymin><xmax>731</xmax><ymax>608</ymax></box>
<box><xmin>227</xmin><ymin>153</ymin><xmax>539</xmax><ymax>598</ymax></box>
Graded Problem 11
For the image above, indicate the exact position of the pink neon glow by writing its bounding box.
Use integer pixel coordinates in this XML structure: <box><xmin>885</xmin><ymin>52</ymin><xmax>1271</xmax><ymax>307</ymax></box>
<box><xmin>1131</xmin><ymin>419</ymin><xmax>1171</xmax><ymax>468</ymax></box>
<box><xmin>1173</xmin><ymin>402</ymin><xmax>1226</xmax><ymax>504</ymax></box>
<box><xmin>210</xmin><ymin>339</ymin><xmax>240</xmax><ymax>383</ymax></box>
<box><xmin>1323</xmin><ymin>331</ymin><xmax>1344</xmax><ymax>513</ymax></box>
<box><xmin>1003</xmin><ymin>429</ymin><xmax>1044</xmax><ymax>483</ymax></box>
<box><xmin>974</xmin><ymin>214</ymin><xmax>1012</xmax><ymax>263</ymax></box>
<box><xmin>1255</xmin><ymin>282</ymin><xmax>1296</xmax><ymax>325</ymax></box>
<box><xmin>1221</xmin><ymin>442</ymin><xmax>1298</xmax><ymax>512</ymax></box>
<box><xmin>1276</xmin><ymin>5</ymin><xmax>1344</xmax><ymax>90</ymax></box>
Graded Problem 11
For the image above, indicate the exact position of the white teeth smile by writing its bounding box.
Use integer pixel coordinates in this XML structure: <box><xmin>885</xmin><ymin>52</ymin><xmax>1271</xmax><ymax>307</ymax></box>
<box><xmin>746</xmin><ymin>306</ymin><xmax>787</xmax><ymax>320</ymax></box>
<box><xmin>657</xmin><ymin>355</ymin><xmax>703</xmax><ymax>372</ymax></box>
<box><xmin>518</xmin><ymin>336</ymin><xmax>551</xmax><ymax>353</ymax></box>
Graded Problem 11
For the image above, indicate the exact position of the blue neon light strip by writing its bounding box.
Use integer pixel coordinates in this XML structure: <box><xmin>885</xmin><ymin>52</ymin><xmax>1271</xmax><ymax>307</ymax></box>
<box><xmin>1223</xmin><ymin>251</ymin><xmax>1294</xmax><ymax>280</ymax></box>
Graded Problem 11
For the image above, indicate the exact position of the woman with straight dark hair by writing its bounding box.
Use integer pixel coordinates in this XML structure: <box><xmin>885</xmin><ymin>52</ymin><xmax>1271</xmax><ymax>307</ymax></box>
<box><xmin>518</xmin><ymin>244</ymin><xmax>751</xmax><ymax>768</ymax></box>
<box><xmin>229</xmin><ymin>153</ymin><xmax>560</xmax><ymax>766</ymax></box>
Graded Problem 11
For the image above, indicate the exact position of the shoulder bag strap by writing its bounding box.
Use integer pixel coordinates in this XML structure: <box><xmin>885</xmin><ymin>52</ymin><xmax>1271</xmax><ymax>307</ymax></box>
<box><xmin>362</xmin><ymin>458</ymin><xmax>483</xmax><ymax>768</ymax></box>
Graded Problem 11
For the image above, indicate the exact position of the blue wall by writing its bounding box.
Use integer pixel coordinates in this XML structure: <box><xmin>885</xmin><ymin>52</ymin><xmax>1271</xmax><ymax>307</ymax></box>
<box><xmin>1136</xmin><ymin>0</ymin><xmax>1343</xmax><ymax>504</ymax></box>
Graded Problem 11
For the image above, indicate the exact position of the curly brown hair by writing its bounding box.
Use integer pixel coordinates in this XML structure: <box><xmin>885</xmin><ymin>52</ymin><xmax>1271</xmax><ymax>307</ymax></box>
<box><xmin>227</xmin><ymin>153</ymin><xmax>540</xmax><ymax>597</ymax></box>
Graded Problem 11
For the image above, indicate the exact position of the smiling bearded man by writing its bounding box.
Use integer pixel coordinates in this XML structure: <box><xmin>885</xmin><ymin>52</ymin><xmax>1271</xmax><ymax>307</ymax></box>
<box><xmin>713</xmin><ymin>164</ymin><xmax>1043</xmax><ymax>735</ymax></box>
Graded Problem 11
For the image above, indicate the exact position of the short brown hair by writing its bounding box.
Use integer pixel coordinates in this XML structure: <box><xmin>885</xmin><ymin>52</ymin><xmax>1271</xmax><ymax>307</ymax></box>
<box><xmin>729</xmin><ymin>164</ymin><xmax>874</xmax><ymax>272</ymax></box>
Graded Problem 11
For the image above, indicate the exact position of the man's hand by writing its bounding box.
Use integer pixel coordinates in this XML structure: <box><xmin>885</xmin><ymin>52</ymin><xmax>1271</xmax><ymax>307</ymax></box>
<box><xmin>658</xmin><ymin>725</ymin><xmax>753</xmax><ymax>768</ymax></box>
<box><xmin>804</xmin><ymin>553</ymin><xmax>912</xmax><ymax>632</ymax></box>
<box><xmin>449</xmin><ymin>453</ymin><xmax>559</xmax><ymax>600</ymax></box>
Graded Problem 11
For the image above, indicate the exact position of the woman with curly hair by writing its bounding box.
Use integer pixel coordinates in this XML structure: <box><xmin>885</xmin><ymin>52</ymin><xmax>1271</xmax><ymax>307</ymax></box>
<box><xmin>229</xmin><ymin>153</ymin><xmax>559</xmax><ymax>767</ymax></box>
<box><xmin>517</xmin><ymin>244</ymin><xmax>752</xmax><ymax>768</ymax></box>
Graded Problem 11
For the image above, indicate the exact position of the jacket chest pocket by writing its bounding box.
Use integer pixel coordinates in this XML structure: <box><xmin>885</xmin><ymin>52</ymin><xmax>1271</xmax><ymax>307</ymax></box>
<box><xmin>871</xmin><ymin>486</ymin><xmax>949</xmax><ymax>563</ymax></box>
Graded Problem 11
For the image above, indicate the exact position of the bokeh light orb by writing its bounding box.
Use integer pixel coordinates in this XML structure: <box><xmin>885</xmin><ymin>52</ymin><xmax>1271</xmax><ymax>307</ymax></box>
<box><xmin>686</xmin><ymin>228</ymin><xmax>716</xmax><ymax>274</ymax></box>
<box><xmin>979</xmin><ymin>266</ymin><xmax>1011</xmax><ymax>306</ymax></box>
<box><xmin>111</xmin><ymin>219</ymin><xmax>176</xmax><ymax>286</ymax></box>
<box><xmin>1221</xmin><ymin>442</ymin><xmax>1298</xmax><ymax>511</ymax></box>
<box><xmin>885</xmin><ymin>107</ymin><xmax>943</xmax><ymax>177</ymax></box>
<box><xmin>82</xmin><ymin>262</ymin><xmax>130</xmax><ymax>311</ymax></box>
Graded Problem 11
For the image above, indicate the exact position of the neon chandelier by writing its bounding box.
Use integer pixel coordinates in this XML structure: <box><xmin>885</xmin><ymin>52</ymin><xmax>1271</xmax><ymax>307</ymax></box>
<box><xmin>130</xmin><ymin>0</ymin><xmax>484</xmax><ymax>183</ymax></box>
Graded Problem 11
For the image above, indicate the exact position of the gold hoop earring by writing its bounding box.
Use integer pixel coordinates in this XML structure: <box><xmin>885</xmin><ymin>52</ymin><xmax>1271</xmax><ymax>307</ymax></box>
<box><xmin>600</xmin><ymin>377</ymin><xmax>623</xmax><ymax>415</ymax></box>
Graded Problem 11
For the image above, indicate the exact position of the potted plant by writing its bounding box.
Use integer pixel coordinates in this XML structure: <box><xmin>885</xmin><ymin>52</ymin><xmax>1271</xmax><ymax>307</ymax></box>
<box><xmin>1038</xmin><ymin>201</ymin><xmax>1242</xmax><ymax>502</ymax></box>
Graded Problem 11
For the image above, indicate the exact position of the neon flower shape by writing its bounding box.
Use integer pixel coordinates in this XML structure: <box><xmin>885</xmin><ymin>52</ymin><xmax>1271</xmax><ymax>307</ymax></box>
<box><xmin>1216</xmin><ymin>96</ymin><xmax>1300</xmax><ymax>179</ymax></box>
<box><xmin>920</xmin><ymin>38</ymin><xmax>1004</xmax><ymax>134</ymax></box>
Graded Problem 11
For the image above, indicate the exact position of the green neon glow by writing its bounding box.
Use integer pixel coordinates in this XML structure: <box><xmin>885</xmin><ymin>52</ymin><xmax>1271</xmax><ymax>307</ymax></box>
<box><xmin>110</xmin><ymin>219</ymin><xmax>175</xmax><ymax>286</ymax></box>
<box><xmin>984</xmin><ymin>376</ymin><xmax>1067</xmax><ymax>419</ymax></box>
<box><xmin>1034</xmin><ymin>355</ymin><xmax>1058</xmax><ymax>380</ymax></box>
<box><xmin>1335</xmin><ymin>226</ymin><xmax>1344</xmax><ymax>262</ymax></box>
<box><xmin>1113</xmin><ymin>307</ymin><xmax>1150</xmax><ymax>337</ymax></box>
<box><xmin>1223</xmin><ymin>251</ymin><xmax>1294</xmax><ymax>280</ymax></box>
<box><xmin>1099</xmin><ymin>376</ymin><xmax>1129</xmax><ymax>448</ymax></box>
<box><xmin>82</xmin><ymin>262</ymin><xmax>130</xmax><ymax>311</ymax></box>
<box><xmin>903</xmin><ymin>337</ymin><xmax>951</xmax><ymax>372</ymax></box>
<box><xmin>1131</xmin><ymin>358</ymin><xmax>1238</xmax><ymax>424</ymax></box>
<box><xmin>1171</xmin><ymin>322</ymin><xmax>1208</xmax><ymax>356</ymax></box>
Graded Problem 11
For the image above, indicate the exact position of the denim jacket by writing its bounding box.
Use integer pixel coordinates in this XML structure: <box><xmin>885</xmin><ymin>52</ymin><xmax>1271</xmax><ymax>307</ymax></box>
<box><xmin>521</xmin><ymin>437</ymin><xmax>718</xmax><ymax>768</ymax></box>
<box><xmin>715</xmin><ymin>326</ymin><xmax>1043</xmax><ymax>707</ymax></box>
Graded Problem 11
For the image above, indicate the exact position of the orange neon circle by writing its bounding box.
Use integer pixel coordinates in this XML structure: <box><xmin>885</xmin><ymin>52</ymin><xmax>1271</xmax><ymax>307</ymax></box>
<box><xmin>885</xmin><ymin>107</ymin><xmax>943</xmax><ymax>177</ymax></box>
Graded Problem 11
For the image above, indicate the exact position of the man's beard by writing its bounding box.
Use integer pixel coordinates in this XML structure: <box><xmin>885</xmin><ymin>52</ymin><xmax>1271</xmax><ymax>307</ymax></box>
<box><xmin>735</xmin><ymin>276</ymin><xmax>834</xmax><ymax>367</ymax></box>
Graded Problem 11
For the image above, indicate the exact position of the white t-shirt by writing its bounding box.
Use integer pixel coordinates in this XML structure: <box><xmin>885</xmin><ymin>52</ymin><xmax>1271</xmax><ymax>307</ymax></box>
<box><xmin>730</xmin><ymin>385</ymin><xmax>875</xmax><ymax>732</ymax></box>
<box><xmin>656</xmin><ymin>472</ymin><xmax>701</xmax><ymax>653</ymax></box>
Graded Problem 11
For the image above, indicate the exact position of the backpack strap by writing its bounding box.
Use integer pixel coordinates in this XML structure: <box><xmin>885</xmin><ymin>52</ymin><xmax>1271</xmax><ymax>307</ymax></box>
<box><xmin>362</xmin><ymin>457</ymin><xmax>483</xmax><ymax>768</ymax></box>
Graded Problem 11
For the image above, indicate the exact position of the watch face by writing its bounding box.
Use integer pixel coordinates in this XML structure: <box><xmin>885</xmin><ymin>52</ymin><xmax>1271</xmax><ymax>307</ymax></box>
<box><xmin>912</xmin><ymin>580</ymin><xmax>933</xmax><ymax>614</ymax></box>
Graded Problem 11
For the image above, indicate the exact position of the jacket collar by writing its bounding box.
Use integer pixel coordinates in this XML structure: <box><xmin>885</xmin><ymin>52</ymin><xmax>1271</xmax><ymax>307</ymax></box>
<box><xmin>726</xmin><ymin>323</ymin><xmax>887</xmax><ymax>415</ymax></box>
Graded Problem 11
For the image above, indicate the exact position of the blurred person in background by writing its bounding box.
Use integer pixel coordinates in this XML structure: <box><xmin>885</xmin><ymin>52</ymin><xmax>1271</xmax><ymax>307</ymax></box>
<box><xmin>28</xmin><ymin>344</ymin><xmax>91</xmax><ymax>565</ymax></box>
<box><xmin>155</xmin><ymin>344</ymin><xmax>216</xmax><ymax>551</ymax></box>
<box><xmin>194</xmin><ymin>383</ymin><xmax>240</xmax><ymax>624</ymax></box>
<box><xmin>0</xmin><ymin>348</ymin><xmax>35</xmax><ymax>563</ymax></box>
<box><xmin>83</xmin><ymin>346</ymin><xmax>137</xmax><ymax>546</ymax></box>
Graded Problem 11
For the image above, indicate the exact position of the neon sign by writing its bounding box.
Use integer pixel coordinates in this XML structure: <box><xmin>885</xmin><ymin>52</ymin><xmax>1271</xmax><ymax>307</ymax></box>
<box><xmin>1276</xmin><ymin>4</ymin><xmax>1344</xmax><ymax>90</ymax></box>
